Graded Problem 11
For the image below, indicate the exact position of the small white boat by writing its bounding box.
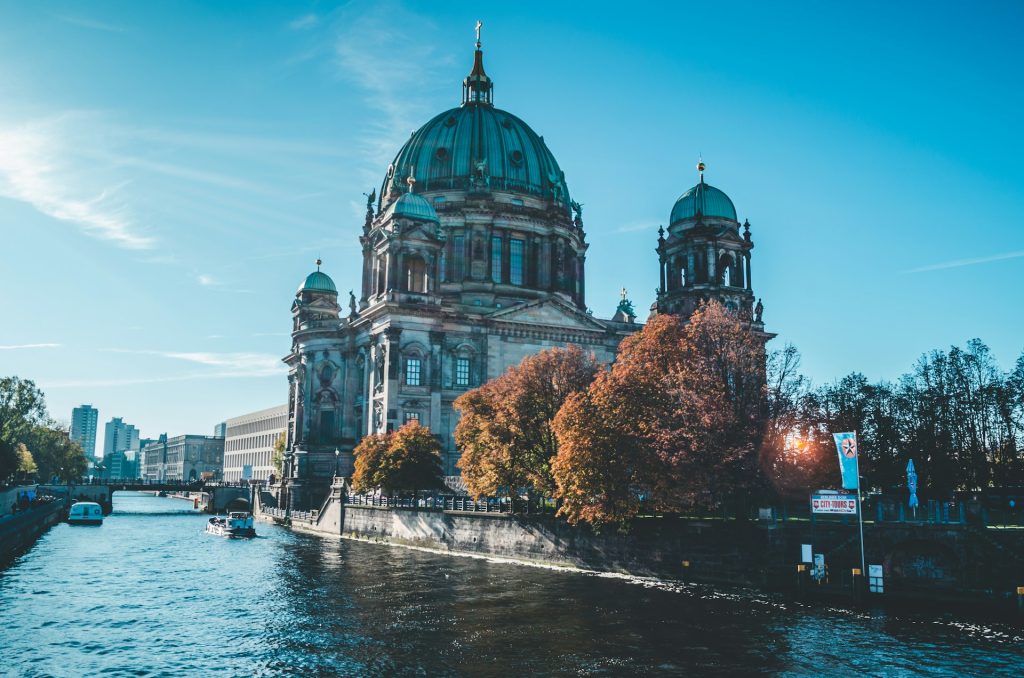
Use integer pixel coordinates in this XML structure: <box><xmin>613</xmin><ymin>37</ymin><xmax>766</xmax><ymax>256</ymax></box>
<box><xmin>68</xmin><ymin>502</ymin><xmax>104</xmax><ymax>525</ymax></box>
<box><xmin>206</xmin><ymin>512</ymin><xmax>256</xmax><ymax>538</ymax></box>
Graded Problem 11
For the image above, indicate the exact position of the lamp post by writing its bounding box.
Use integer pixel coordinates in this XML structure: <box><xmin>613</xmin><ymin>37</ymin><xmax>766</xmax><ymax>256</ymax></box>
<box><xmin>334</xmin><ymin>448</ymin><xmax>340</xmax><ymax>478</ymax></box>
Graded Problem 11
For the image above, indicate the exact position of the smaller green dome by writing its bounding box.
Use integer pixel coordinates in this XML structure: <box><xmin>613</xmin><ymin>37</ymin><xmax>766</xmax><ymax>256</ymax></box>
<box><xmin>670</xmin><ymin>181</ymin><xmax>737</xmax><ymax>225</ymax></box>
<box><xmin>298</xmin><ymin>270</ymin><xmax>337</xmax><ymax>295</ymax></box>
<box><xmin>393</xmin><ymin>191</ymin><xmax>440</xmax><ymax>223</ymax></box>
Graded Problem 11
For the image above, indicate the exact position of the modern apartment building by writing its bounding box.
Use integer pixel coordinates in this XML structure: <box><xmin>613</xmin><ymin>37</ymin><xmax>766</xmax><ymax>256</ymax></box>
<box><xmin>70</xmin><ymin>405</ymin><xmax>99</xmax><ymax>461</ymax></box>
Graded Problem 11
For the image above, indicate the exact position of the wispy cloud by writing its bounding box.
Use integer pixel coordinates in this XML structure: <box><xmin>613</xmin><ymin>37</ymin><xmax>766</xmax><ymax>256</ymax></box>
<box><xmin>0</xmin><ymin>117</ymin><xmax>154</xmax><ymax>249</ymax></box>
<box><xmin>289</xmin><ymin>13</ymin><xmax>319</xmax><ymax>30</ymax></box>
<box><xmin>52</xmin><ymin>14</ymin><xmax>131</xmax><ymax>34</ymax></box>
<box><xmin>615</xmin><ymin>221</ymin><xmax>660</xmax><ymax>233</ymax></box>
<box><xmin>0</xmin><ymin>343</ymin><xmax>61</xmax><ymax>350</ymax></box>
<box><xmin>331</xmin><ymin>1</ymin><xmax>452</xmax><ymax>176</ymax></box>
<box><xmin>104</xmin><ymin>349</ymin><xmax>286</xmax><ymax>377</ymax></box>
<box><xmin>907</xmin><ymin>250</ymin><xmax>1024</xmax><ymax>273</ymax></box>
<box><xmin>197</xmin><ymin>274</ymin><xmax>219</xmax><ymax>286</ymax></box>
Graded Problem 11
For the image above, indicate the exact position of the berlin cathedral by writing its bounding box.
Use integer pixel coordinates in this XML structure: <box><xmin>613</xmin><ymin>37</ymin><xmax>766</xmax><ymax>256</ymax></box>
<box><xmin>278</xmin><ymin>30</ymin><xmax>769</xmax><ymax>509</ymax></box>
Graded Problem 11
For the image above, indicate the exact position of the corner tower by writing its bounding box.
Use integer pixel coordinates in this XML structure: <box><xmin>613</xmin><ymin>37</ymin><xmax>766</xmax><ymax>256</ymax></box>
<box><xmin>655</xmin><ymin>162</ymin><xmax>767</xmax><ymax>331</ymax></box>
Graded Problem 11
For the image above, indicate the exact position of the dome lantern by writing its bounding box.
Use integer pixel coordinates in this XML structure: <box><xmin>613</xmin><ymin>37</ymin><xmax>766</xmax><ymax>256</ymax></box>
<box><xmin>462</xmin><ymin>20</ymin><xmax>493</xmax><ymax>107</ymax></box>
<box><xmin>669</xmin><ymin>161</ymin><xmax>737</xmax><ymax>225</ymax></box>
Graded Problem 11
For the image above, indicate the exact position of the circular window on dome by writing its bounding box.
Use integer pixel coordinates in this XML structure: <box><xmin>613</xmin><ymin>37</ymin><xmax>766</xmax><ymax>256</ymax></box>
<box><xmin>435</xmin><ymin>147</ymin><xmax>449</xmax><ymax>160</ymax></box>
<box><xmin>501</xmin><ymin>118</ymin><xmax>512</xmax><ymax>129</ymax></box>
<box><xmin>445</xmin><ymin>116</ymin><xmax>457</xmax><ymax>128</ymax></box>
<box><xmin>510</xmin><ymin>150</ymin><xmax>524</xmax><ymax>166</ymax></box>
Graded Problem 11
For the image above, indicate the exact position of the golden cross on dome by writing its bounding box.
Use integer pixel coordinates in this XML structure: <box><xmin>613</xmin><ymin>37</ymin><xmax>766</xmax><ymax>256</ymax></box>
<box><xmin>406</xmin><ymin>166</ymin><xmax>417</xmax><ymax>192</ymax></box>
<box><xmin>316</xmin><ymin>258</ymin><xmax>322</xmax><ymax>271</ymax></box>
<box><xmin>475</xmin><ymin>20</ymin><xmax>482</xmax><ymax>48</ymax></box>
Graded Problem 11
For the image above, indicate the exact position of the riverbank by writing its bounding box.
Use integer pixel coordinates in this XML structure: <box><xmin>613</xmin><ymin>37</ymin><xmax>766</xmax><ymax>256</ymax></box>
<box><xmin>0</xmin><ymin>500</ymin><xmax>65</xmax><ymax>565</ymax></box>
<box><xmin>255</xmin><ymin>482</ymin><xmax>1024</xmax><ymax>619</ymax></box>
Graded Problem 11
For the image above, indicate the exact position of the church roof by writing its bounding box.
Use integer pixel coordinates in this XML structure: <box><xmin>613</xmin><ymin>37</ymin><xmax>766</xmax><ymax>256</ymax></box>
<box><xmin>392</xmin><ymin>191</ymin><xmax>440</xmax><ymax>223</ymax></box>
<box><xmin>298</xmin><ymin>269</ymin><xmax>337</xmax><ymax>295</ymax></box>
<box><xmin>380</xmin><ymin>41</ymin><xmax>571</xmax><ymax>211</ymax></box>
<box><xmin>670</xmin><ymin>179</ymin><xmax>737</xmax><ymax>225</ymax></box>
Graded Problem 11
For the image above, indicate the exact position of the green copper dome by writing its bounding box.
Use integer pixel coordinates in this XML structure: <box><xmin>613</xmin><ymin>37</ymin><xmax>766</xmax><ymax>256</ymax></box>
<box><xmin>380</xmin><ymin>47</ymin><xmax>571</xmax><ymax>211</ymax></box>
<box><xmin>298</xmin><ymin>270</ymin><xmax>337</xmax><ymax>295</ymax></box>
<box><xmin>392</xmin><ymin>191</ymin><xmax>440</xmax><ymax>223</ymax></box>
<box><xmin>670</xmin><ymin>180</ymin><xmax>737</xmax><ymax>225</ymax></box>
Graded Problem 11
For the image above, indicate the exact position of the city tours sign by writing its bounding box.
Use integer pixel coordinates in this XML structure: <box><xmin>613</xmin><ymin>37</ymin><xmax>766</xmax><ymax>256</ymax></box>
<box><xmin>810</xmin><ymin>492</ymin><xmax>858</xmax><ymax>515</ymax></box>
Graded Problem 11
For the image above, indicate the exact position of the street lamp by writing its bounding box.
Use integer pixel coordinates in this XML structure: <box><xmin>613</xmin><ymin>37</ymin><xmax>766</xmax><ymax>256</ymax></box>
<box><xmin>334</xmin><ymin>448</ymin><xmax>340</xmax><ymax>478</ymax></box>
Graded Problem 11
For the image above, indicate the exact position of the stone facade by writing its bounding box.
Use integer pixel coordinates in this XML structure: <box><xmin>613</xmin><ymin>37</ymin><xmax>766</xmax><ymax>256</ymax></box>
<box><xmin>278</xmin><ymin>39</ymin><xmax>768</xmax><ymax>510</ymax></box>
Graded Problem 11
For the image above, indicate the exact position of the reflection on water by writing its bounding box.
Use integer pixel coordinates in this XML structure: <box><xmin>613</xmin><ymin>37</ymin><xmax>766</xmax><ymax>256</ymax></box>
<box><xmin>0</xmin><ymin>492</ymin><xmax>1022</xmax><ymax>676</ymax></box>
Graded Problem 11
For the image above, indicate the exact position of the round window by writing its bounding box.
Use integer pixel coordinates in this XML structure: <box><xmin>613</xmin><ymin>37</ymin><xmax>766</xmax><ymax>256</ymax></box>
<box><xmin>510</xmin><ymin>150</ymin><xmax>524</xmax><ymax>166</ymax></box>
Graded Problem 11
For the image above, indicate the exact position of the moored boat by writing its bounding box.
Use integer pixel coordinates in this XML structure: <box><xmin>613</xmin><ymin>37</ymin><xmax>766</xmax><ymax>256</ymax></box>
<box><xmin>68</xmin><ymin>501</ymin><xmax>104</xmax><ymax>525</ymax></box>
<box><xmin>206</xmin><ymin>512</ymin><xmax>256</xmax><ymax>538</ymax></box>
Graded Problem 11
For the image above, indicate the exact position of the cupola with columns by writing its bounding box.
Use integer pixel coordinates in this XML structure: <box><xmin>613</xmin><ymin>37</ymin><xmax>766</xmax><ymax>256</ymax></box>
<box><xmin>655</xmin><ymin>161</ymin><xmax>765</xmax><ymax>329</ymax></box>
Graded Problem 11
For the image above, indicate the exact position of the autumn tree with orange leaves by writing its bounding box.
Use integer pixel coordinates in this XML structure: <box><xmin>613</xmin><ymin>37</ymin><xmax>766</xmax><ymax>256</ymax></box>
<box><xmin>351</xmin><ymin>421</ymin><xmax>445</xmax><ymax>493</ymax></box>
<box><xmin>551</xmin><ymin>301</ymin><xmax>769</xmax><ymax>525</ymax></box>
<box><xmin>454</xmin><ymin>345</ymin><xmax>601</xmax><ymax>499</ymax></box>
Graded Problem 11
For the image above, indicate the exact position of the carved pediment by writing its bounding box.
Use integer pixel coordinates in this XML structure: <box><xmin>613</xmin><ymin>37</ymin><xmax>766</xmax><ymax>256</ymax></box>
<box><xmin>488</xmin><ymin>298</ymin><xmax>607</xmax><ymax>332</ymax></box>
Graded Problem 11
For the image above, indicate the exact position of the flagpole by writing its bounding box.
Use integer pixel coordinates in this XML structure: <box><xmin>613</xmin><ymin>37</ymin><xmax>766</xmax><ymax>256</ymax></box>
<box><xmin>855</xmin><ymin>446</ymin><xmax>866</xmax><ymax>579</ymax></box>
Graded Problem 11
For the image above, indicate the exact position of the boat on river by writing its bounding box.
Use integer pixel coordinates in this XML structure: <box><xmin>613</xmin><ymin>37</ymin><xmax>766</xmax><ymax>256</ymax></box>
<box><xmin>68</xmin><ymin>502</ymin><xmax>104</xmax><ymax>525</ymax></box>
<box><xmin>205</xmin><ymin>512</ymin><xmax>256</xmax><ymax>538</ymax></box>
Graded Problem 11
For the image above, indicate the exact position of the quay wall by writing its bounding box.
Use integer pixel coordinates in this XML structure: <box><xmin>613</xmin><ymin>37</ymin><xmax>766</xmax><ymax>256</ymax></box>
<box><xmin>258</xmin><ymin>487</ymin><xmax>1024</xmax><ymax>606</ymax></box>
<box><xmin>0</xmin><ymin>501</ymin><xmax>65</xmax><ymax>564</ymax></box>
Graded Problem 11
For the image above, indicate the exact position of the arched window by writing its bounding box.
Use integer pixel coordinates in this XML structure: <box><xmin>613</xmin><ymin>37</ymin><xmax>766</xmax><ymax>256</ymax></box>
<box><xmin>406</xmin><ymin>255</ymin><xmax>427</xmax><ymax>293</ymax></box>
<box><xmin>719</xmin><ymin>253</ymin><xmax>734</xmax><ymax>287</ymax></box>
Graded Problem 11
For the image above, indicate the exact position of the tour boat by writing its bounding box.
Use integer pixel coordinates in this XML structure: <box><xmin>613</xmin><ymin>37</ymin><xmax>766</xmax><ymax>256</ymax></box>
<box><xmin>68</xmin><ymin>502</ymin><xmax>104</xmax><ymax>526</ymax></box>
<box><xmin>205</xmin><ymin>512</ymin><xmax>256</xmax><ymax>538</ymax></box>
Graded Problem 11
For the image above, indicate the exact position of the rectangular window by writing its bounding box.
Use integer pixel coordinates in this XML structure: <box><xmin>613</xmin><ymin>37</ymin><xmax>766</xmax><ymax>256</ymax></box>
<box><xmin>456</xmin><ymin>357</ymin><xmax>471</xmax><ymax>387</ymax></box>
<box><xmin>453</xmin><ymin>235</ymin><xmax>465</xmax><ymax>280</ymax></box>
<box><xmin>439</xmin><ymin>251</ymin><xmax>446</xmax><ymax>283</ymax></box>
<box><xmin>491</xmin><ymin>236</ymin><xmax>502</xmax><ymax>283</ymax></box>
<box><xmin>404</xmin><ymin>411</ymin><xmax>420</xmax><ymax>424</ymax></box>
<box><xmin>510</xmin><ymin>238</ymin><xmax>524</xmax><ymax>285</ymax></box>
<box><xmin>319</xmin><ymin>410</ymin><xmax>334</xmax><ymax>442</ymax></box>
<box><xmin>406</xmin><ymin>357</ymin><xmax>421</xmax><ymax>386</ymax></box>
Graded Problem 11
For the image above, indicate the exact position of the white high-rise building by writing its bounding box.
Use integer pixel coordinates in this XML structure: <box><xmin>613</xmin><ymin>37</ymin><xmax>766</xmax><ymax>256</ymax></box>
<box><xmin>70</xmin><ymin>405</ymin><xmax>99</xmax><ymax>460</ymax></box>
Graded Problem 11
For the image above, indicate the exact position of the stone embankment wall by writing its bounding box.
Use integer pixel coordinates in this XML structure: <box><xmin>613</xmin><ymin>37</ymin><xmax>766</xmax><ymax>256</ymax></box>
<box><xmin>0</xmin><ymin>500</ymin><xmax>65</xmax><ymax>564</ymax></box>
<box><xmin>343</xmin><ymin>506</ymin><xmax>774</xmax><ymax>582</ymax></box>
<box><xmin>259</xmin><ymin>489</ymin><xmax>1024</xmax><ymax>603</ymax></box>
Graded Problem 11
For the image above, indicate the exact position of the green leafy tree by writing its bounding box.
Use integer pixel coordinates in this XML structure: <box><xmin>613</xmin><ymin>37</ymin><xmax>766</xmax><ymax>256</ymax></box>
<box><xmin>271</xmin><ymin>432</ymin><xmax>286</xmax><ymax>477</ymax></box>
<box><xmin>0</xmin><ymin>377</ymin><xmax>47</xmax><ymax>481</ymax></box>
<box><xmin>26</xmin><ymin>423</ymin><xmax>88</xmax><ymax>483</ymax></box>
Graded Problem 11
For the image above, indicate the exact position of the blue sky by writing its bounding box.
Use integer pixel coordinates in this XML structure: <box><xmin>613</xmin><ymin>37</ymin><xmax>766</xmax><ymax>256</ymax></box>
<box><xmin>1</xmin><ymin>1</ymin><xmax>1021</xmax><ymax>454</ymax></box>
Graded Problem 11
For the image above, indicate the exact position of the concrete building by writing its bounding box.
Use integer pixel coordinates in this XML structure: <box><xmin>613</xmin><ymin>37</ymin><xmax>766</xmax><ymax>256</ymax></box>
<box><xmin>161</xmin><ymin>434</ymin><xmax>223</xmax><ymax>482</ymax></box>
<box><xmin>277</xmin><ymin>34</ymin><xmax>770</xmax><ymax>509</ymax></box>
<box><xmin>223</xmin><ymin>404</ymin><xmax>287</xmax><ymax>482</ymax></box>
<box><xmin>102</xmin><ymin>417</ymin><xmax>141</xmax><ymax>480</ymax></box>
<box><xmin>70</xmin><ymin>405</ymin><xmax>98</xmax><ymax>461</ymax></box>
<box><xmin>214</xmin><ymin>422</ymin><xmax>227</xmax><ymax>438</ymax></box>
<box><xmin>140</xmin><ymin>435</ymin><xmax>167</xmax><ymax>481</ymax></box>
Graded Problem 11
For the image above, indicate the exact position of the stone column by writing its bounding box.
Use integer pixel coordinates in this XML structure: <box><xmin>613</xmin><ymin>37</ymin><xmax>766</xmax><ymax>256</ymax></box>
<box><xmin>746</xmin><ymin>254</ymin><xmax>752</xmax><ymax>290</ymax></box>
<box><xmin>707</xmin><ymin>244</ymin><xmax>716</xmax><ymax>283</ymax></box>
<box><xmin>360</xmin><ymin>246</ymin><xmax>371</xmax><ymax>306</ymax></box>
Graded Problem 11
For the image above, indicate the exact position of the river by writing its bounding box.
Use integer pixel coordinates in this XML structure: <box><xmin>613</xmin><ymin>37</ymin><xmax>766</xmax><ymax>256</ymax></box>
<box><xmin>1</xmin><ymin>492</ymin><xmax>1022</xmax><ymax>676</ymax></box>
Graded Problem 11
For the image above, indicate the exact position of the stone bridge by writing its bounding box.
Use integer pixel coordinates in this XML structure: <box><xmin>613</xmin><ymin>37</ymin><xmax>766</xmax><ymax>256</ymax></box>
<box><xmin>40</xmin><ymin>482</ymin><xmax>254</xmax><ymax>515</ymax></box>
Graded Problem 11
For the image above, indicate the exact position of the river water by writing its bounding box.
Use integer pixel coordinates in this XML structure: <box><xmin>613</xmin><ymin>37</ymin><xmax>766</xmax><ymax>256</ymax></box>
<box><xmin>1</xmin><ymin>493</ymin><xmax>1023</xmax><ymax>677</ymax></box>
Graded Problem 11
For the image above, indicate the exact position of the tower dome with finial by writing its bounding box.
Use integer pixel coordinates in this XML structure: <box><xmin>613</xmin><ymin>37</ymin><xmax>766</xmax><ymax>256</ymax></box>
<box><xmin>298</xmin><ymin>258</ymin><xmax>338</xmax><ymax>295</ymax></box>
<box><xmin>380</xmin><ymin>21</ymin><xmax>571</xmax><ymax>210</ymax></box>
<box><xmin>391</xmin><ymin>169</ymin><xmax>441</xmax><ymax>223</ymax></box>
<box><xmin>669</xmin><ymin>160</ymin><xmax>737</xmax><ymax>225</ymax></box>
